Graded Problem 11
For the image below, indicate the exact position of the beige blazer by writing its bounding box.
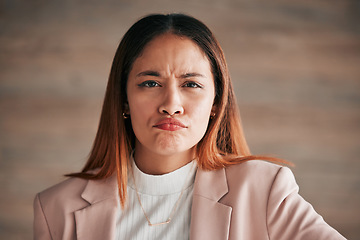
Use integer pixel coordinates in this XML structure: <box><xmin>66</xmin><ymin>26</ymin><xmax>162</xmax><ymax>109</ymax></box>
<box><xmin>34</xmin><ymin>161</ymin><xmax>346</xmax><ymax>240</ymax></box>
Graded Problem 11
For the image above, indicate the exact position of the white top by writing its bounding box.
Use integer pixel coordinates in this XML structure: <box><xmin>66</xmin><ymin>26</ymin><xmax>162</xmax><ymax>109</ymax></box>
<box><xmin>115</xmin><ymin>157</ymin><xmax>197</xmax><ymax>240</ymax></box>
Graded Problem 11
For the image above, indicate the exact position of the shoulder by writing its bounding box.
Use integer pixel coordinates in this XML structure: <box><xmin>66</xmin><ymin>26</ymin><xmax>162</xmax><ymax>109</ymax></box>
<box><xmin>36</xmin><ymin>177</ymin><xmax>90</xmax><ymax>213</ymax></box>
<box><xmin>225</xmin><ymin>160</ymin><xmax>294</xmax><ymax>183</ymax></box>
<box><xmin>40</xmin><ymin>177</ymin><xmax>88</xmax><ymax>197</ymax></box>
<box><xmin>195</xmin><ymin>160</ymin><xmax>297</xmax><ymax>199</ymax></box>
<box><xmin>223</xmin><ymin>160</ymin><xmax>298</xmax><ymax>200</ymax></box>
<box><xmin>33</xmin><ymin>177</ymin><xmax>91</xmax><ymax>239</ymax></box>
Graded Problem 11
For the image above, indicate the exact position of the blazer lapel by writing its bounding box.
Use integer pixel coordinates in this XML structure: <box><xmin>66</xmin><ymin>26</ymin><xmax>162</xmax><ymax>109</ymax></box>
<box><xmin>190</xmin><ymin>168</ymin><xmax>232</xmax><ymax>240</ymax></box>
<box><xmin>74</xmin><ymin>174</ymin><xmax>118</xmax><ymax>240</ymax></box>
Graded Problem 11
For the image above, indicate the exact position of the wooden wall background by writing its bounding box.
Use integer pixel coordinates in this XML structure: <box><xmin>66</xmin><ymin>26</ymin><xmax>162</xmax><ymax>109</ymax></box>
<box><xmin>0</xmin><ymin>0</ymin><xmax>359</xmax><ymax>239</ymax></box>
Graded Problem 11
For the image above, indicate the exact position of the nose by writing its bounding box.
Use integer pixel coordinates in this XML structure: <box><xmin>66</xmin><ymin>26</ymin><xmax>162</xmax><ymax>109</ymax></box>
<box><xmin>159</xmin><ymin>85</ymin><xmax>184</xmax><ymax>116</ymax></box>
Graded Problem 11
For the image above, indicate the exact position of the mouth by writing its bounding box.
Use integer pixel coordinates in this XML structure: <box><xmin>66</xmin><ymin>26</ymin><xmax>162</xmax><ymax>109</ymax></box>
<box><xmin>153</xmin><ymin>118</ymin><xmax>187</xmax><ymax>131</ymax></box>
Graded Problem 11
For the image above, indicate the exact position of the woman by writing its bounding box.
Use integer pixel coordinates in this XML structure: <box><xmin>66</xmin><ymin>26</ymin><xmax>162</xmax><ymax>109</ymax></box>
<box><xmin>34</xmin><ymin>13</ymin><xmax>346</xmax><ymax>239</ymax></box>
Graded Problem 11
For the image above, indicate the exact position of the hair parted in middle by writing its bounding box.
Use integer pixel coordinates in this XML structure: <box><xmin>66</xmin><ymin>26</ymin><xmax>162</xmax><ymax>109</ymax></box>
<box><xmin>67</xmin><ymin>13</ymin><xmax>289</xmax><ymax>207</ymax></box>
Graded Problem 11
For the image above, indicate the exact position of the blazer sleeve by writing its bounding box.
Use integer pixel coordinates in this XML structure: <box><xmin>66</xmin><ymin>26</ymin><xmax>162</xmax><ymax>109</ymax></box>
<box><xmin>266</xmin><ymin>167</ymin><xmax>346</xmax><ymax>240</ymax></box>
<box><xmin>34</xmin><ymin>193</ymin><xmax>52</xmax><ymax>240</ymax></box>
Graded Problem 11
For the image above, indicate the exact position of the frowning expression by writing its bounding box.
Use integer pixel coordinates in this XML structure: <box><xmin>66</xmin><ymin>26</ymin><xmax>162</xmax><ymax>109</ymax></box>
<box><xmin>126</xmin><ymin>33</ymin><xmax>215</xmax><ymax>157</ymax></box>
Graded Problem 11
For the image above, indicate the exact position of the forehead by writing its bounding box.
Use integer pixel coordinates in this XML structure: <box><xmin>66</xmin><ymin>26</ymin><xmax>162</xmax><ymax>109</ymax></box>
<box><xmin>132</xmin><ymin>33</ymin><xmax>210</xmax><ymax>71</ymax></box>
<box><xmin>142</xmin><ymin>33</ymin><xmax>204</xmax><ymax>53</ymax></box>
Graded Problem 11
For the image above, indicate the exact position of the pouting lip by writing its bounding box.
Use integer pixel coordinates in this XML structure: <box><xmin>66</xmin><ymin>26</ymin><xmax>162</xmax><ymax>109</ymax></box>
<box><xmin>153</xmin><ymin>118</ymin><xmax>187</xmax><ymax>128</ymax></box>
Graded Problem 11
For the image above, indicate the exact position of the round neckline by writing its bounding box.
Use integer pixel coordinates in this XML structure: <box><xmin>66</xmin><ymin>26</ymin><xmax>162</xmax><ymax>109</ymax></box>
<box><xmin>128</xmin><ymin>155</ymin><xmax>197</xmax><ymax>196</ymax></box>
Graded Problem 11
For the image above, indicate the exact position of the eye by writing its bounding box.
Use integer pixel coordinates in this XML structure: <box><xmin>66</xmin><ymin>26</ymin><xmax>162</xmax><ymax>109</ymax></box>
<box><xmin>138</xmin><ymin>80</ymin><xmax>161</xmax><ymax>88</ymax></box>
<box><xmin>182</xmin><ymin>81</ymin><xmax>203</xmax><ymax>88</ymax></box>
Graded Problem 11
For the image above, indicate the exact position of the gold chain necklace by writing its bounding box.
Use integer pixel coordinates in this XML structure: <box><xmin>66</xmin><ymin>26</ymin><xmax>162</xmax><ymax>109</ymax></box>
<box><xmin>130</xmin><ymin>161</ymin><xmax>195</xmax><ymax>227</ymax></box>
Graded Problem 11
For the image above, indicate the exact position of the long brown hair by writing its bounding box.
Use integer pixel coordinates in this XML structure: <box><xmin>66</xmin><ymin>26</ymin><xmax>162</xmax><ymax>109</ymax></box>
<box><xmin>67</xmin><ymin>13</ymin><xmax>291</xmax><ymax>207</ymax></box>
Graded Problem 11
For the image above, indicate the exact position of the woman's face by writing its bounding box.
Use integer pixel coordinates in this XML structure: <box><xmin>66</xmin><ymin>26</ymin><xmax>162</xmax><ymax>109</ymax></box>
<box><xmin>126</xmin><ymin>33</ymin><xmax>215</xmax><ymax>158</ymax></box>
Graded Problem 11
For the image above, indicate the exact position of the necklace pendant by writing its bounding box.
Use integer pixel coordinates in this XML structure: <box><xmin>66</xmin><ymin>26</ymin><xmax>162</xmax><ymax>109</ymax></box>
<box><xmin>148</xmin><ymin>219</ymin><xmax>171</xmax><ymax>227</ymax></box>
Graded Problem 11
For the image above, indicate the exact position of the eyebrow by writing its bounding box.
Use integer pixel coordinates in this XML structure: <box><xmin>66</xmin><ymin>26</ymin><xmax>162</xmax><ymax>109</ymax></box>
<box><xmin>180</xmin><ymin>73</ymin><xmax>205</xmax><ymax>78</ymax></box>
<box><xmin>136</xmin><ymin>71</ymin><xmax>160</xmax><ymax>77</ymax></box>
<box><xmin>136</xmin><ymin>71</ymin><xmax>205</xmax><ymax>78</ymax></box>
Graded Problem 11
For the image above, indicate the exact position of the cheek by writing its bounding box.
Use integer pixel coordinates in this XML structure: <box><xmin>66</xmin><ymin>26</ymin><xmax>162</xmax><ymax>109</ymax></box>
<box><xmin>128</xmin><ymin>92</ymin><xmax>148</xmax><ymax>115</ymax></box>
<box><xmin>128</xmin><ymin>97</ymin><xmax>144</xmax><ymax>125</ymax></box>
<box><xmin>128</xmin><ymin>95</ymin><xmax>156</xmax><ymax>130</ymax></box>
<box><xmin>189</xmin><ymin>98</ymin><xmax>213</xmax><ymax>123</ymax></box>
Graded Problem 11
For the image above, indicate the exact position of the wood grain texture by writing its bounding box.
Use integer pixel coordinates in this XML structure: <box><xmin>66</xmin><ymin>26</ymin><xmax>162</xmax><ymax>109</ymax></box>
<box><xmin>0</xmin><ymin>0</ymin><xmax>359</xmax><ymax>239</ymax></box>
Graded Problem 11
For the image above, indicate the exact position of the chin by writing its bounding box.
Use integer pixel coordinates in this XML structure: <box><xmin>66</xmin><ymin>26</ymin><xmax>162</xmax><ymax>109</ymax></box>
<box><xmin>152</xmin><ymin>143</ymin><xmax>195</xmax><ymax>157</ymax></box>
<box><xmin>153</xmin><ymin>145</ymin><xmax>187</xmax><ymax>156</ymax></box>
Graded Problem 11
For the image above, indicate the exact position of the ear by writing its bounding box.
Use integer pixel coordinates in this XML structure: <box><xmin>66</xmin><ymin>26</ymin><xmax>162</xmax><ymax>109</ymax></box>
<box><xmin>210</xmin><ymin>105</ymin><xmax>217</xmax><ymax>119</ymax></box>
<box><xmin>211</xmin><ymin>104</ymin><xmax>217</xmax><ymax>115</ymax></box>
<box><xmin>124</xmin><ymin>102</ymin><xmax>130</xmax><ymax>114</ymax></box>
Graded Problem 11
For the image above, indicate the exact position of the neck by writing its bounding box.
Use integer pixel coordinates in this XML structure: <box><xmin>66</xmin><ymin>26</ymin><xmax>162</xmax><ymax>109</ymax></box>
<box><xmin>133</xmin><ymin>146</ymin><xmax>195</xmax><ymax>175</ymax></box>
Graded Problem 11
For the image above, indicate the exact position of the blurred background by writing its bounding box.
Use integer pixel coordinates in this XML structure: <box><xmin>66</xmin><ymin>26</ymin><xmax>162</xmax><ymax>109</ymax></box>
<box><xmin>0</xmin><ymin>0</ymin><xmax>359</xmax><ymax>239</ymax></box>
